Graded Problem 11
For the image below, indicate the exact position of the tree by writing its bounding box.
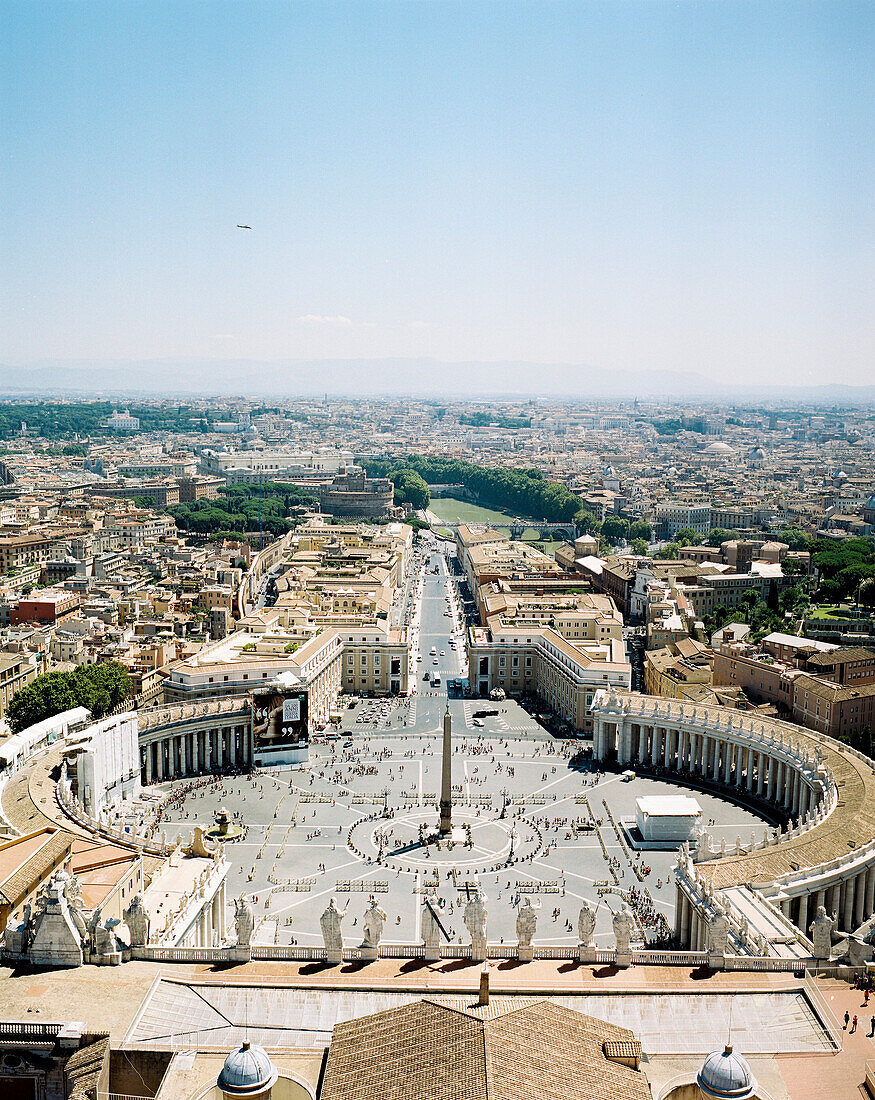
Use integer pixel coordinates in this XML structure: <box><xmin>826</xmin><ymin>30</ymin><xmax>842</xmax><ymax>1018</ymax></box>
<box><xmin>631</xmin><ymin>537</ymin><xmax>649</xmax><ymax>556</ymax></box>
<box><xmin>674</xmin><ymin>528</ymin><xmax>700</xmax><ymax>547</ymax></box>
<box><xmin>601</xmin><ymin>515</ymin><xmax>630</xmax><ymax>545</ymax></box>
<box><xmin>629</xmin><ymin>520</ymin><xmax>652</xmax><ymax>542</ymax></box>
<box><xmin>656</xmin><ymin>543</ymin><xmax>680</xmax><ymax>559</ymax></box>
<box><xmin>776</xmin><ymin>527</ymin><xmax>811</xmax><ymax>551</ymax></box>
<box><xmin>707</xmin><ymin>527</ymin><xmax>740</xmax><ymax>546</ymax></box>
<box><xmin>573</xmin><ymin>510</ymin><xmax>600</xmax><ymax>536</ymax></box>
<box><xmin>860</xmin><ymin>578</ymin><xmax>875</xmax><ymax>608</ymax></box>
<box><xmin>7</xmin><ymin>661</ymin><xmax>132</xmax><ymax>733</ymax></box>
<box><xmin>780</xmin><ymin>557</ymin><xmax>807</xmax><ymax>577</ymax></box>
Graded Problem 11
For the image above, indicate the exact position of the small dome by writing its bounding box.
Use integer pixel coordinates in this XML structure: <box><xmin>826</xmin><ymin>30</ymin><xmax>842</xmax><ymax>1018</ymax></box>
<box><xmin>696</xmin><ymin>1045</ymin><xmax>757</xmax><ymax>1100</ymax></box>
<box><xmin>704</xmin><ymin>441</ymin><xmax>736</xmax><ymax>454</ymax></box>
<box><xmin>218</xmin><ymin>1041</ymin><xmax>278</xmax><ymax>1096</ymax></box>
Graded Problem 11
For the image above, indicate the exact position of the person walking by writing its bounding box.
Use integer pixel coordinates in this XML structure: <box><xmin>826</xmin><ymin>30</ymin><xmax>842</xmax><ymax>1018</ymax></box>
<box><xmin>850</xmin><ymin>1015</ymin><xmax>858</xmax><ymax>1033</ymax></box>
<box><xmin>843</xmin><ymin>1011</ymin><xmax>850</xmax><ymax>1030</ymax></box>
<box><xmin>869</xmin><ymin>1015</ymin><xmax>875</xmax><ymax>1037</ymax></box>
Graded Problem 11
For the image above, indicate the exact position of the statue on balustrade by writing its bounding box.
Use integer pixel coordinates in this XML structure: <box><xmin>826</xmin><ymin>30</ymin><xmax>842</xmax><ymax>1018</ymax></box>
<box><xmin>320</xmin><ymin>897</ymin><xmax>345</xmax><ymax>960</ymax></box>
<box><xmin>809</xmin><ymin>905</ymin><xmax>836</xmax><ymax>961</ymax></box>
<box><xmin>124</xmin><ymin>893</ymin><xmax>151</xmax><ymax>948</ymax></box>
<box><xmin>234</xmin><ymin>895</ymin><xmax>255</xmax><ymax>948</ymax></box>
<box><xmin>464</xmin><ymin>885</ymin><xmax>488</xmax><ymax>959</ymax></box>
<box><xmin>612</xmin><ymin>904</ymin><xmax>634</xmax><ymax>955</ymax></box>
<box><xmin>516</xmin><ymin>897</ymin><xmax>538</xmax><ymax>949</ymax></box>
<box><xmin>577</xmin><ymin>900</ymin><xmax>596</xmax><ymax>948</ymax></box>
<box><xmin>362</xmin><ymin>898</ymin><xmax>387</xmax><ymax>948</ymax></box>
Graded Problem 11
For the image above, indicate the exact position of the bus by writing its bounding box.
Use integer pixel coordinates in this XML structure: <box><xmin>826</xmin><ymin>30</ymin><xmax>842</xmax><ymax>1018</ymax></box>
<box><xmin>432</xmin><ymin>673</ymin><xmax>442</xmax><ymax>688</ymax></box>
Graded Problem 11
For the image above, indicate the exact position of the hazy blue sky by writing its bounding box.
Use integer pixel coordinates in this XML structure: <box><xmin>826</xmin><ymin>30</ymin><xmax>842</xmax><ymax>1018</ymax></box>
<box><xmin>2</xmin><ymin>1</ymin><xmax>873</xmax><ymax>386</ymax></box>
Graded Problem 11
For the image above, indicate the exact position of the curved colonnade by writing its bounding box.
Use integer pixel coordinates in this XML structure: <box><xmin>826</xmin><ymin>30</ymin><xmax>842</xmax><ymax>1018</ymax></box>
<box><xmin>138</xmin><ymin>699</ymin><xmax>253</xmax><ymax>782</ymax></box>
<box><xmin>591</xmin><ymin>690</ymin><xmax>875</xmax><ymax>951</ymax></box>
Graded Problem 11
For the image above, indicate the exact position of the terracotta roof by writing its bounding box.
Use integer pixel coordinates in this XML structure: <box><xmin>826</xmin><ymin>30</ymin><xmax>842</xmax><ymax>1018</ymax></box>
<box><xmin>0</xmin><ymin>830</ymin><xmax>72</xmax><ymax>907</ymax></box>
<box><xmin>805</xmin><ymin>647</ymin><xmax>875</xmax><ymax>666</ymax></box>
<box><xmin>320</xmin><ymin>998</ymin><xmax>650</xmax><ymax>1100</ymax></box>
<box><xmin>65</xmin><ymin>1036</ymin><xmax>109</xmax><ymax>1100</ymax></box>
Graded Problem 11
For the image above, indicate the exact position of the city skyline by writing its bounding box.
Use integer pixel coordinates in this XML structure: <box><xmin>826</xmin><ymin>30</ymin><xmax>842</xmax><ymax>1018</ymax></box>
<box><xmin>3</xmin><ymin>1</ymin><xmax>873</xmax><ymax>388</ymax></box>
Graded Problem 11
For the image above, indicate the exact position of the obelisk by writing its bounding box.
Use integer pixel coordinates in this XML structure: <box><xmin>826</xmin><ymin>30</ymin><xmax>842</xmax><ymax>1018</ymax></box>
<box><xmin>439</xmin><ymin>701</ymin><xmax>453</xmax><ymax>836</ymax></box>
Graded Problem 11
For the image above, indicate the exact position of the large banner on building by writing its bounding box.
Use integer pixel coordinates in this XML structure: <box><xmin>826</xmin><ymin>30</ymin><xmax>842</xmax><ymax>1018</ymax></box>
<box><xmin>251</xmin><ymin>687</ymin><xmax>309</xmax><ymax>755</ymax></box>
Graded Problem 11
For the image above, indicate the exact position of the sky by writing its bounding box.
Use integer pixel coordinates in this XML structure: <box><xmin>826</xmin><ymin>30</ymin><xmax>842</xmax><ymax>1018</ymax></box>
<box><xmin>2</xmin><ymin>1</ymin><xmax>873</xmax><ymax>389</ymax></box>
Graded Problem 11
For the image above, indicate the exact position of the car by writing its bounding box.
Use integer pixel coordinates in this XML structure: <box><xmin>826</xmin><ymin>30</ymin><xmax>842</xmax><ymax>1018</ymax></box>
<box><xmin>433</xmin><ymin>658</ymin><xmax>439</xmax><ymax>665</ymax></box>
<box><xmin>430</xmin><ymin>647</ymin><xmax>437</xmax><ymax>655</ymax></box>
<box><xmin>440</xmin><ymin>650</ymin><xmax>445</xmax><ymax>656</ymax></box>
<box><xmin>417</xmin><ymin>654</ymin><xmax>423</xmax><ymax>662</ymax></box>
<box><xmin>423</xmin><ymin>672</ymin><xmax>430</xmax><ymax>681</ymax></box>
<box><xmin>472</xmin><ymin>718</ymin><xmax>484</xmax><ymax>727</ymax></box>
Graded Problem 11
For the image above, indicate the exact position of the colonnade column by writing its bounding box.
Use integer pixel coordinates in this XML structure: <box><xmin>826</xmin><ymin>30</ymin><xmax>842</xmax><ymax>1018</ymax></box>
<box><xmin>842</xmin><ymin>877</ymin><xmax>856</xmax><ymax>931</ymax></box>
<box><xmin>797</xmin><ymin>891</ymin><xmax>809</xmax><ymax>935</ymax></box>
<box><xmin>145</xmin><ymin>746</ymin><xmax>153</xmax><ymax>784</ymax></box>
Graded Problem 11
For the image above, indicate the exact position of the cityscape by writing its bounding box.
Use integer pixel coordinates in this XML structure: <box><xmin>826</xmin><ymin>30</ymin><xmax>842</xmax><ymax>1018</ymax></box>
<box><xmin>2</xmin><ymin>3</ymin><xmax>874</xmax><ymax>1100</ymax></box>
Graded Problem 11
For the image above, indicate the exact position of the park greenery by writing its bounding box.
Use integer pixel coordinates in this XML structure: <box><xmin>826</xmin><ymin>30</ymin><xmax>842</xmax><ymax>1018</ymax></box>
<box><xmin>458</xmin><ymin>412</ymin><xmax>532</xmax><ymax>429</ymax></box>
<box><xmin>706</xmin><ymin>586</ymin><xmax>809</xmax><ymax>642</ymax></box>
<box><xmin>165</xmin><ymin>481</ymin><xmax>318</xmax><ymax>540</ymax></box>
<box><xmin>362</xmin><ymin>455</ymin><xmax>583</xmax><ymax>523</ymax></box>
<box><xmin>7</xmin><ymin>662</ymin><xmax>132</xmax><ymax>734</ymax></box>
<box><xmin>809</xmin><ymin>536</ymin><xmax>875</xmax><ymax>601</ymax></box>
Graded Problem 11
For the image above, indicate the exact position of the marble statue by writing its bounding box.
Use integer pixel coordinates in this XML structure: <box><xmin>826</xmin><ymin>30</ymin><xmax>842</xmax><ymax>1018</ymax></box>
<box><xmin>612</xmin><ymin>904</ymin><xmax>634</xmax><ymax>956</ymax></box>
<box><xmin>234</xmin><ymin>896</ymin><xmax>255</xmax><ymax>948</ymax></box>
<box><xmin>362</xmin><ymin>898</ymin><xmax>388</xmax><ymax>949</ymax></box>
<box><xmin>577</xmin><ymin>900</ymin><xmax>596</xmax><ymax>948</ymax></box>
<box><xmin>93</xmin><ymin>918</ymin><xmax>120</xmax><ymax>959</ymax></box>
<box><xmin>707</xmin><ymin>914</ymin><xmax>728</xmax><ymax>956</ymax></box>
<box><xmin>320</xmin><ymin>897</ymin><xmax>345</xmax><ymax>962</ymax></box>
<box><xmin>463</xmin><ymin>886</ymin><xmax>488</xmax><ymax>960</ymax></box>
<box><xmin>516</xmin><ymin>897</ymin><xmax>537</xmax><ymax>947</ymax></box>
<box><xmin>809</xmin><ymin>905</ymin><xmax>836</xmax><ymax>961</ymax></box>
<box><xmin>124</xmin><ymin>893</ymin><xmax>150</xmax><ymax>948</ymax></box>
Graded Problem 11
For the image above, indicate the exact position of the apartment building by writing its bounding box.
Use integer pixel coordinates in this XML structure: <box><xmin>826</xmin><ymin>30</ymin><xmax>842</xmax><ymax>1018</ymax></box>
<box><xmin>467</xmin><ymin>621</ymin><xmax>630</xmax><ymax>735</ymax></box>
<box><xmin>655</xmin><ymin>502</ymin><xmax>711</xmax><ymax>538</ymax></box>
<box><xmin>0</xmin><ymin>651</ymin><xmax>40</xmax><ymax>716</ymax></box>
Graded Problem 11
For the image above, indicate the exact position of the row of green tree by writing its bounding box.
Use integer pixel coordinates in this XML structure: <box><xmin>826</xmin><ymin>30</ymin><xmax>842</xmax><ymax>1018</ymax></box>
<box><xmin>363</xmin><ymin>455</ymin><xmax>583</xmax><ymax>523</ymax></box>
<box><xmin>458</xmin><ymin>412</ymin><xmax>532</xmax><ymax>429</ymax></box>
<box><xmin>810</xmin><ymin>537</ymin><xmax>875</xmax><ymax>601</ymax></box>
<box><xmin>0</xmin><ymin>402</ymin><xmax>222</xmax><ymax>440</ymax></box>
<box><xmin>165</xmin><ymin>481</ymin><xmax>317</xmax><ymax>538</ymax></box>
<box><xmin>7</xmin><ymin>662</ymin><xmax>132</xmax><ymax>734</ymax></box>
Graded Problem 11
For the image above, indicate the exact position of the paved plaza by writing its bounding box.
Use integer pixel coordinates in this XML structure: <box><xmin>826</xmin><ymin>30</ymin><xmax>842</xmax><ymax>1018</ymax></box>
<box><xmin>152</xmin><ymin>710</ymin><xmax>768</xmax><ymax>948</ymax></box>
<box><xmin>145</xmin><ymin>552</ymin><xmax>772</xmax><ymax>949</ymax></box>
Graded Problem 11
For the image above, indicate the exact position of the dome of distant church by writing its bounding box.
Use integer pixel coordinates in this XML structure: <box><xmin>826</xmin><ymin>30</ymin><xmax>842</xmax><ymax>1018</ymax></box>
<box><xmin>747</xmin><ymin>447</ymin><xmax>766</xmax><ymax>467</ymax></box>
<box><xmin>603</xmin><ymin>466</ymin><xmax>617</xmax><ymax>478</ymax></box>
<box><xmin>704</xmin><ymin>441</ymin><xmax>736</xmax><ymax>455</ymax></box>
<box><xmin>696</xmin><ymin>1045</ymin><xmax>757</xmax><ymax>1100</ymax></box>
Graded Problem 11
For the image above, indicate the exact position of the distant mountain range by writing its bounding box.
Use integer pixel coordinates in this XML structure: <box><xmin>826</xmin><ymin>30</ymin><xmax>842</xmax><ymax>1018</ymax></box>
<box><xmin>2</xmin><ymin>359</ymin><xmax>874</xmax><ymax>404</ymax></box>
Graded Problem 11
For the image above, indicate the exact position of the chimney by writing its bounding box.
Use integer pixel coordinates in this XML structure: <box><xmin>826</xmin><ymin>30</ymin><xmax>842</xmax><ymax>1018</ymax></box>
<box><xmin>478</xmin><ymin>966</ymin><xmax>489</xmax><ymax>1006</ymax></box>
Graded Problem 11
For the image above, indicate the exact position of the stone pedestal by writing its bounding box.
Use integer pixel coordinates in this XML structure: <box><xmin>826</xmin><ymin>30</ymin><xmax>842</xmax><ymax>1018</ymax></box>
<box><xmin>470</xmin><ymin>938</ymin><xmax>487</xmax><ymax>963</ymax></box>
<box><xmin>359</xmin><ymin>944</ymin><xmax>378</xmax><ymax>961</ymax></box>
<box><xmin>423</xmin><ymin>944</ymin><xmax>440</xmax><ymax>962</ymax></box>
<box><xmin>517</xmin><ymin>945</ymin><xmax>534</xmax><ymax>962</ymax></box>
<box><xmin>230</xmin><ymin>945</ymin><xmax>251</xmax><ymax>964</ymax></box>
<box><xmin>578</xmin><ymin>945</ymin><xmax>597</xmax><ymax>963</ymax></box>
<box><xmin>326</xmin><ymin>947</ymin><xmax>343</xmax><ymax>965</ymax></box>
<box><xmin>614</xmin><ymin>949</ymin><xmax>632</xmax><ymax>969</ymax></box>
<box><xmin>707</xmin><ymin>950</ymin><xmax>726</xmax><ymax>970</ymax></box>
